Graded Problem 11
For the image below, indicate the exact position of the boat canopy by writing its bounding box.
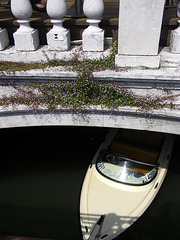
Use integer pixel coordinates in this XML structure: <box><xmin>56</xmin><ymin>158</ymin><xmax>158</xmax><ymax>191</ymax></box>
<box><xmin>96</xmin><ymin>152</ymin><xmax>158</xmax><ymax>185</ymax></box>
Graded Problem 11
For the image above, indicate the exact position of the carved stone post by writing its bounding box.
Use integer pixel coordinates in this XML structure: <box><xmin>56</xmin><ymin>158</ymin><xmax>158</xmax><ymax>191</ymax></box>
<box><xmin>115</xmin><ymin>0</ymin><xmax>165</xmax><ymax>68</ymax></box>
<box><xmin>47</xmin><ymin>0</ymin><xmax>70</xmax><ymax>51</ymax></box>
<box><xmin>11</xmin><ymin>0</ymin><xmax>39</xmax><ymax>51</ymax></box>
<box><xmin>82</xmin><ymin>0</ymin><xmax>104</xmax><ymax>51</ymax></box>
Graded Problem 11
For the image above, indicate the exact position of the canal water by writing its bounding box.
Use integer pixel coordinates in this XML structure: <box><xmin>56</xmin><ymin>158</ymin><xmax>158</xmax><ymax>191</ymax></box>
<box><xmin>0</xmin><ymin>126</ymin><xmax>179</xmax><ymax>240</ymax></box>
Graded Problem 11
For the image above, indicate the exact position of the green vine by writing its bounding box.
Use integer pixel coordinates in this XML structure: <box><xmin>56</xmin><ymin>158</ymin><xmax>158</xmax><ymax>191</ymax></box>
<box><xmin>0</xmin><ymin>42</ymin><xmax>174</xmax><ymax>113</ymax></box>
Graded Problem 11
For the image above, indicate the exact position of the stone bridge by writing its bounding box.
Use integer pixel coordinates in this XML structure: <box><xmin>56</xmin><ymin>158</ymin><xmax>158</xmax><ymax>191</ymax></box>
<box><xmin>0</xmin><ymin>0</ymin><xmax>180</xmax><ymax>135</ymax></box>
<box><xmin>0</xmin><ymin>64</ymin><xmax>179</xmax><ymax>135</ymax></box>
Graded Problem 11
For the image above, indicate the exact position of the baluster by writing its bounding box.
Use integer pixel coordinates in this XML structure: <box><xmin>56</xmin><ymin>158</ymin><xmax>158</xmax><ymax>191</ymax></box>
<box><xmin>47</xmin><ymin>0</ymin><xmax>70</xmax><ymax>51</ymax></box>
<box><xmin>170</xmin><ymin>20</ymin><xmax>180</xmax><ymax>53</ymax></box>
<box><xmin>170</xmin><ymin>1</ymin><xmax>180</xmax><ymax>53</ymax></box>
<box><xmin>11</xmin><ymin>0</ymin><xmax>39</xmax><ymax>51</ymax></box>
<box><xmin>82</xmin><ymin>0</ymin><xmax>104</xmax><ymax>52</ymax></box>
<box><xmin>0</xmin><ymin>26</ymin><xmax>9</xmax><ymax>50</ymax></box>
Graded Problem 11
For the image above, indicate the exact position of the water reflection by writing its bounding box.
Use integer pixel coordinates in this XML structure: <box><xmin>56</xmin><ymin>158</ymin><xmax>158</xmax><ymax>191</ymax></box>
<box><xmin>0</xmin><ymin>127</ymin><xmax>108</xmax><ymax>239</ymax></box>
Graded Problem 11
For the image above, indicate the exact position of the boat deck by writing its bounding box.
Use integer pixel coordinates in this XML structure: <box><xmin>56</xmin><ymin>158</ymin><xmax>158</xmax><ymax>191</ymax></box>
<box><xmin>111</xmin><ymin>130</ymin><xmax>165</xmax><ymax>164</ymax></box>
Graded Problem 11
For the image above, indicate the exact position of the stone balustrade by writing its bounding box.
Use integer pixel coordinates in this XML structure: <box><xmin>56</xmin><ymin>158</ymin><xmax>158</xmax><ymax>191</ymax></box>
<box><xmin>0</xmin><ymin>0</ymin><xmax>179</xmax><ymax>69</ymax></box>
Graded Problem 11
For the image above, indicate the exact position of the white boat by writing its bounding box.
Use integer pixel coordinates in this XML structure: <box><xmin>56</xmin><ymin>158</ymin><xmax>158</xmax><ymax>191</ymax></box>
<box><xmin>80</xmin><ymin>129</ymin><xmax>175</xmax><ymax>240</ymax></box>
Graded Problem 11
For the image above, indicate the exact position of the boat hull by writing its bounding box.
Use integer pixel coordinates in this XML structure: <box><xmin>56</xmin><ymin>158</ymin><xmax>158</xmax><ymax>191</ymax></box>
<box><xmin>80</xmin><ymin>131</ymin><xmax>175</xmax><ymax>240</ymax></box>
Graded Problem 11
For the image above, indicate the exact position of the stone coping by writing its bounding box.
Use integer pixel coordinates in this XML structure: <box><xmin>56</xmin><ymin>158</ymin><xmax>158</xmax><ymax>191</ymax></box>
<box><xmin>0</xmin><ymin>45</ymin><xmax>112</xmax><ymax>63</ymax></box>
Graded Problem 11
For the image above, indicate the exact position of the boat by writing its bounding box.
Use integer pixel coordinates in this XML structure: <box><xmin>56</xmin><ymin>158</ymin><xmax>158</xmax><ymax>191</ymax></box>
<box><xmin>80</xmin><ymin>128</ymin><xmax>175</xmax><ymax>240</ymax></box>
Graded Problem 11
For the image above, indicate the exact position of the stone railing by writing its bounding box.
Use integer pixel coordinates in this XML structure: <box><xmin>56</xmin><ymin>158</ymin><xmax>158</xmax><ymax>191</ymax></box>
<box><xmin>0</xmin><ymin>0</ymin><xmax>179</xmax><ymax>69</ymax></box>
<box><xmin>0</xmin><ymin>0</ymin><xmax>105</xmax><ymax>52</ymax></box>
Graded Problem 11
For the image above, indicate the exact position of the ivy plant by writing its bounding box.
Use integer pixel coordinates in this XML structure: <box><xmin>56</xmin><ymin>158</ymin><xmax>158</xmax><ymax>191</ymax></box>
<box><xmin>0</xmin><ymin>42</ymin><xmax>174</xmax><ymax>113</ymax></box>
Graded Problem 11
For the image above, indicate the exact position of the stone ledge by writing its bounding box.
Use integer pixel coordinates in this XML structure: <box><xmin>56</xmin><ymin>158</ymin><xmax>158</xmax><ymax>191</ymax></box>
<box><xmin>93</xmin><ymin>68</ymin><xmax>180</xmax><ymax>88</ymax></box>
<box><xmin>0</xmin><ymin>65</ymin><xmax>180</xmax><ymax>89</ymax></box>
<box><xmin>0</xmin><ymin>45</ymin><xmax>111</xmax><ymax>63</ymax></box>
<box><xmin>0</xmin><ymin>46</ymin><xmax>180</xmax><ymax>90</ymax></box>
<box><xmin>0</xmin><ymin>85</ymin><xmax>179</xmax><ymax>134</ymax></box>
<box><xmin>0</xmin><ymin>66</ymin><xmax>78</xmax><ymax>80</ymax></box>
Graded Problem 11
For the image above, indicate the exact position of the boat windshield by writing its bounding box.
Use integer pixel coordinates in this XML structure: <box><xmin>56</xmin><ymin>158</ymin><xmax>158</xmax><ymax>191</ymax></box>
<box><xmin>96</xmin><ymin>152</ymin><xmax>158</xmax><ymax>185</ymax></box>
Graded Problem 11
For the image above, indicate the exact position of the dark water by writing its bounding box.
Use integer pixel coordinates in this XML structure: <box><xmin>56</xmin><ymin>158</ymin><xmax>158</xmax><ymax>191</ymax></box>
<box><xmin>0</xmin><ymin>126</ymin><xmax>179</xmax><ymax>240</ymax></box>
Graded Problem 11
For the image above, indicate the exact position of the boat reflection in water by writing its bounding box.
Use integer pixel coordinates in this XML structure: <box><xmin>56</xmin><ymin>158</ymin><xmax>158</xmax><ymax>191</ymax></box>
<box><xmin>80</xmin><ymin>129</ymin><xmax>175</xmax><ymax>240</ymax></box>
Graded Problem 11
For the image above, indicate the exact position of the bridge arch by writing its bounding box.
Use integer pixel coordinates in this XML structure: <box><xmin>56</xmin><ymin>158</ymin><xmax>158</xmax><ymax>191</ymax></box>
<box><xmin>0</xmin><ymin>106</ymin><xmax>179</xmax><ymax>135</ymax></box>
